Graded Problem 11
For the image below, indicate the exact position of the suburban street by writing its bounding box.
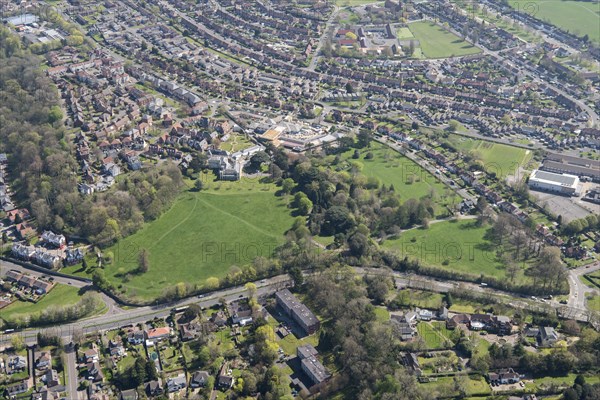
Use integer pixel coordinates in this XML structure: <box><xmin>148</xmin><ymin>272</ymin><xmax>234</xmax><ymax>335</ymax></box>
<box><xmin>568</xmin><ymin>262</ymin><xmax>600</xmax><ymax>311</ymax></box>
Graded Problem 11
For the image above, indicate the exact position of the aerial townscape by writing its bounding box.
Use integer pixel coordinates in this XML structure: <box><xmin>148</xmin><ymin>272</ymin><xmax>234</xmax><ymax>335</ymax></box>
<box><xmin>0</xmin><ymin>0</ymin><xmax>600</xmax><ymax>399</ymax></box>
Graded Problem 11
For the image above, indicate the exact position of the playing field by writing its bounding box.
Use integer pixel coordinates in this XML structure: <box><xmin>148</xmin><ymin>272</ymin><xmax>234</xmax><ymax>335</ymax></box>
<box><xmin>396</xmin><ymin>27</ymin><xmax>414</xmax><ymax>40</ymax></box>
<box><xmin>408</xmin><ymin>21</ymin><xmax>481</xmax><ymax>58</ymax></box>
<box><xmin>1</xmin><ymin>284</ymin><xmax>83</xmax><ymax>322</ymax></box>
<box><xmin>331</xmin><ymin>142</ymin><xmax>459</xmax><ymax>216</ymax></box>
<box><xmin>510</xmin><ymin>0</ymin><xmax>600</xmax><ymax>43</ymax></box>
<box><xmin>103</xmin><ymin>177</ymin><xmax>295</xmax><ymax>300</ymax></box>
<box><xmin>446</xmin><ymin>135</ymin><xmax>533</xmax><ymax>178</ymax></box>
<box><xmin>383</xmin><ymin>219</ymin><xmax>506</xmax><ymax>279</ymax></box>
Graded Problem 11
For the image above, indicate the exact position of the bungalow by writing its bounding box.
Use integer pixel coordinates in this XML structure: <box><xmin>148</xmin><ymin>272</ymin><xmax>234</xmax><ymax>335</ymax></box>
<box><xmin>190</xmin><ymin>371</ymin><xmax>210</xmax><ymax>388</ymax></box>
<box><xmin>179</xmin><ymin>322</ymin><xmax>201</xmax><ymax>342</ymax></box>
<box><xmin>5</xmin><ymin>270</ymin><xmax>23</xmax><ymax>283</ymax></box>
<box><xmin>5</xmin><ymin>380</ymin><xmax>29</xmax><ymax>397</ymax></box>
<box><xmin>146</xmin><ymin>327</ymin><xmax>171</xmax><ymax>342</ymax></box>
<box><xmin>33</xmin><ymin>279</ymin><xmax>52</xmax><ymax>295</ymax></box>
<box><xmin>167</xmin><ymin>374</ymin><xmax>187</xmax><ymax>392</ymax></box>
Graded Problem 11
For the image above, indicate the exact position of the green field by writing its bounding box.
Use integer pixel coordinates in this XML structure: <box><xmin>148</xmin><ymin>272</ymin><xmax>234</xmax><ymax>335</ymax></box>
<box><xmin>383</xmin><ymin>219</ymin><xmax>507</xmax><ymax>279</ymax></box>
<box><xmin>331</xmin><ymin>142</ymin><xmax>459</xmax><ymax>216</ymax></box>
<box><xmin>396</xmin><ymin>27</ymin><xmax>414</xmax><ymax>40</ymax></box>
<box><xmin>408</xmin><ymin>22</ymin><xmax>481</xmax><ymax>58</ymax></box>
<box><xmin>99</xmin><ymin>178</ymin><xmax>296</xmax><ymax>300</ymax></box>
<box><xmin>510</xmin><ymin>0</ymin><xmax>600</xmax><ymax>43</ymax></box>
<box><xmin>420</xmin><ymin>375</ymin><xmax>491</xmax><ymax>396</ymax></box>
<box><xmin>446</xmin><ymin>135</ymin><xmax>533</xmax><ymax>178</ymax></box>
<box><xmin>1</xmin><ymin>284</ymin><xmax>83</xmax><ymax>322</ymax></box>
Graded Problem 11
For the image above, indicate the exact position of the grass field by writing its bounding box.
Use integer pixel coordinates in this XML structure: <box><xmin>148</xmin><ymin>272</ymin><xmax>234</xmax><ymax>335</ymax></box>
<box><xmin>1</xmin><ymin>284</ymin><xmax>84</xmax><ymax>322</ymax></box>
<box><xmin>97</xmin><ymin>177</ymin><xmax>296</xmax><ymax>301</ymax></box>
<box><xmin>446</xmin><ymin>135</ymin><xmax>533</xmax><ymax>178</ymax></box>
<box><xmin>509</xmin><ymin>0</ymin><xmax>600</xmax><ymax>43</ymax></box>
<box><xmin>420</xmin><ymin>376</ymin><xmax>491</xmax><ymax>396</ymax></box>
<box><xmin>396</xmin><ymin>27</ymin><xmax>414</xmax><ymax>39</ymax></box>
<box><xmin>383</xmin><ymin>219</ymin><xmax>508</xmax><ymax>280</ymax></box>
<box><xmin>587</xmin><ymin>295</ymin><xmax>600</xmax><ymax>312</ymax></box>
<box><xmin>331</xmin><ymin>142</ymin><xmax>459</xmax><ymax>216</ymax></box>
<box><xmin>408</xmin><ymin>22</ymin><xmax>481</xmax><ymax>58</ymax></box>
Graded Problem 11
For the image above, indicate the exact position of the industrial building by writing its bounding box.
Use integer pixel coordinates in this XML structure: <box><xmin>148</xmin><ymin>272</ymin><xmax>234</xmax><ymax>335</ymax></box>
<box><xmin>528</xmin><ymin>170</ymin><xmax>580</xmax><ymax>196</ymax></box>
<box><xmin>541</xmin><ymin>154</ymin><xmax>600</xmax><ymax>182</ymax></box>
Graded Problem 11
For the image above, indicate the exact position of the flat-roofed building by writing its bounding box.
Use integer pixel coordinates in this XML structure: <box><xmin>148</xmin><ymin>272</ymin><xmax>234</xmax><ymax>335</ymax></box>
<box><xmin>275</xmin><ymin>289</ymin><xmax>320</xmax><ymax>335</ymax></box>
<box><xmin>528</xmin><ymin>169</ymin><xmax>580</xmax><ymax>196</ymax></box>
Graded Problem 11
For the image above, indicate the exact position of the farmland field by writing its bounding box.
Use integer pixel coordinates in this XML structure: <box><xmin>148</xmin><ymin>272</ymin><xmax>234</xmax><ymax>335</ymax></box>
<box><xmin>509</xmin><ymin>0</ymin><xmax>600</xmax><ymax>43</ymax></box>
<box><xmin>445</xmin><ymin>135</ymin><xmax>533</xmax><ymax>178</ymax></box>
<box><xmin>97</xmin><ymin>177</ymin><xmax>296</xmax><ymax>301</ymax></box>
<box><xmin>408</xmin><ymin>22</ymin><xmax>481</xmax><ymax>58</ymax></box>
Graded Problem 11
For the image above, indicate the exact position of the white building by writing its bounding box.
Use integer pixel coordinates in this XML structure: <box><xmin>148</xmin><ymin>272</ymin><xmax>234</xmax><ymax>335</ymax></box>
<box><xmin>528</xmin><ymin>170</ymin><xmax>579</xmax><ymax>196</ymax></box>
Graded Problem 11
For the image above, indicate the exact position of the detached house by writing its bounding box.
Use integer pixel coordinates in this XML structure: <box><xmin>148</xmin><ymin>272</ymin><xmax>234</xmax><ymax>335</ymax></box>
<box><xmin>537</xmin><ymin>326</ymin><xmax>559</xmax><ymax>347</ymax></box>
<box><xmin>41</xmin><ymin>231</ymin><xmax>66</xmax><ymax>248</ymax></box>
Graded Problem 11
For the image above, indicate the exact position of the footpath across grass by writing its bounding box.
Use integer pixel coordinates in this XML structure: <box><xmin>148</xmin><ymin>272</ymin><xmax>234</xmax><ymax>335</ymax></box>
<box><xmin>96</xmin><ymin>177</ymin><xmax>296</xmax><ymax>301</ymax></box>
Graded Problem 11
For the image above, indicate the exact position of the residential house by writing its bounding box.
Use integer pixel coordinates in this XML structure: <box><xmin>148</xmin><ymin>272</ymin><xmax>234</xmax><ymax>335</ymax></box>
<box><xmin>400</xmin><ymin>352</ymin><xmax>422</xmax><ymax>376</ymax></box>
<box><xmin>190</xmin><ymin>371</ymin><xmax>210</xmax><ymax>388</ymax></box>
<box><xmin>7</xmin><ymin>356</ymin><xmax>27</xmax><ymax>373</ymax></box>
<box><xmin>86</xmin><ymin>362</ymin><xmax>104</xmax><ymax>382</ymax></box>
<box><xmin>167</xmin><ymin>374</ymin><xmax>187</xmax><ymax>392</ymax></box>
<box><xmin>217</xmin><ymin>363</ymin><xmax>234</xmax><ymax>390</ymax></box>
<box><xmin>144</xmin><ymin>380</ymin><xmax>163</xmax><ymax>397</ymax></box>
<box><xmin>36</xmin><ymin>352</ymin><xmax>52</xmax><ymax>370</ymax></box>
<box><xmin>83</xmin><ymin>345</ymin><xmax>99</xmax><ymax>363</ymax></box>
<box><xmin>488</xmin><ymin>368</ymin><xmax>520</xmax><ymax>385</ymax></box>
<box><xmin>109</xmin><ymin>338</ymin><xmax>126</xmax><ymax>357</ymax></box>
<box><xmin>179</xmin><ymin>322</ymin><xmax>201</xmax><ymax>342</ymax></box>
<box><xmin>119</xmin><ymin>389</ymin><xmax>138</xmax><ymax>400</ymax></box>
<box><xmin>446</xmin><ymin>314</ymin><xmax>470</xmax><ymax>330</ymax></box>
<box><xmin>5</xmin><ymin>380</ymin><xmax>29</xmax><ymax>397</ymax></box>
<box><xmin>127</xmin><ymin>330</ymin><xmax>145</xmax><ymax>345</ymax></box>
<box><xmin>33</xmin><ymin>280</ymin><xmax>52</xmax><ymax>295</ymax></box>
<box><xmin>41</xmin><ymin>231</ymin><xmax>66</xmax><ymax>248</ymax></box>
<box><xmin>43</xmin><ymin>369</ymin><xmax>60</xmax><ymax>388</ymax></box>
<box><xmin>210</xmin><ymin>311</ymin><xmax>228</xmax><ymax>328</ymax></box>
<box><xmin>146</xmin><ymin>327</ymin><xmax>171</xmax><ymax>342</ymax></box>
<box><xmin>537</xmin><ymin>326</ymin><xmax>559</xmax><ymax>347</ymax></box>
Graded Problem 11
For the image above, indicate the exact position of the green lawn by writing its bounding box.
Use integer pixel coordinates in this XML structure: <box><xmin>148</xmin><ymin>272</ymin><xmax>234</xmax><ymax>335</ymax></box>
<box><xmin>374</xmin><ymin>306</ymin><xmax>390</xmax><ymax>322</ymax></box>
<box><xmin>417</xmin><ymin>322</ymin><xmax>451</xmax><ymax>349</ymax></box>
<box><xmin>396</xmin><ymin>27</ymin><xmax>414</xmax><ymax>39</ymax></box>
<box><xmin>446</xmin><ymin>135</ymin><xmax>533</xmax><ymax>178</ymax></box>
<box><xmin>1</xmin><ymin>284</ymin><xmax>83</xmax><ymax>322</ymax></box>
<box><xmin>395</xmin><ymin>289</ymin><xmax>445</xmax><ymax>309</ymax></box>
<box><xmin>267</xmin><ymin>315</ymin><xmax>319</xmax><ymax>356</ymax></box>
<box><xmin>587</xmin><ymin>295</ymin><xmax>600</xmax><ymax>312</ymax></box>
<box><xmin>95</xmin><ymin>177</ymin><xmax>296</xmax><ymax>301</ymax></box>
<box><xmin>509</xmin><ymin>0</ymin><xmax>600</xmax><ymax>43</ymax></box>
<box><xmin>383</xmin><ymin>219</ymin><xmax>517</xmax><ymax>281</ymax></box>
<box><xmin>526</xmin><ymin>373</ymin><xmax>600</xmax><ymax>391</ymax></box>
<box><xmin>332</xmin><ymin>142</ymin><xmax>459</xmax><ymax>216</ymax></box>
<box><xmin>408</xmin><ymin>22</ymin><xmax>481</xmax><ymax>58</ymax></box>
<box><xmin>420</xmin><ymin>376</ymin><xmax>491</xmax><ymax>396</ymax></box>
